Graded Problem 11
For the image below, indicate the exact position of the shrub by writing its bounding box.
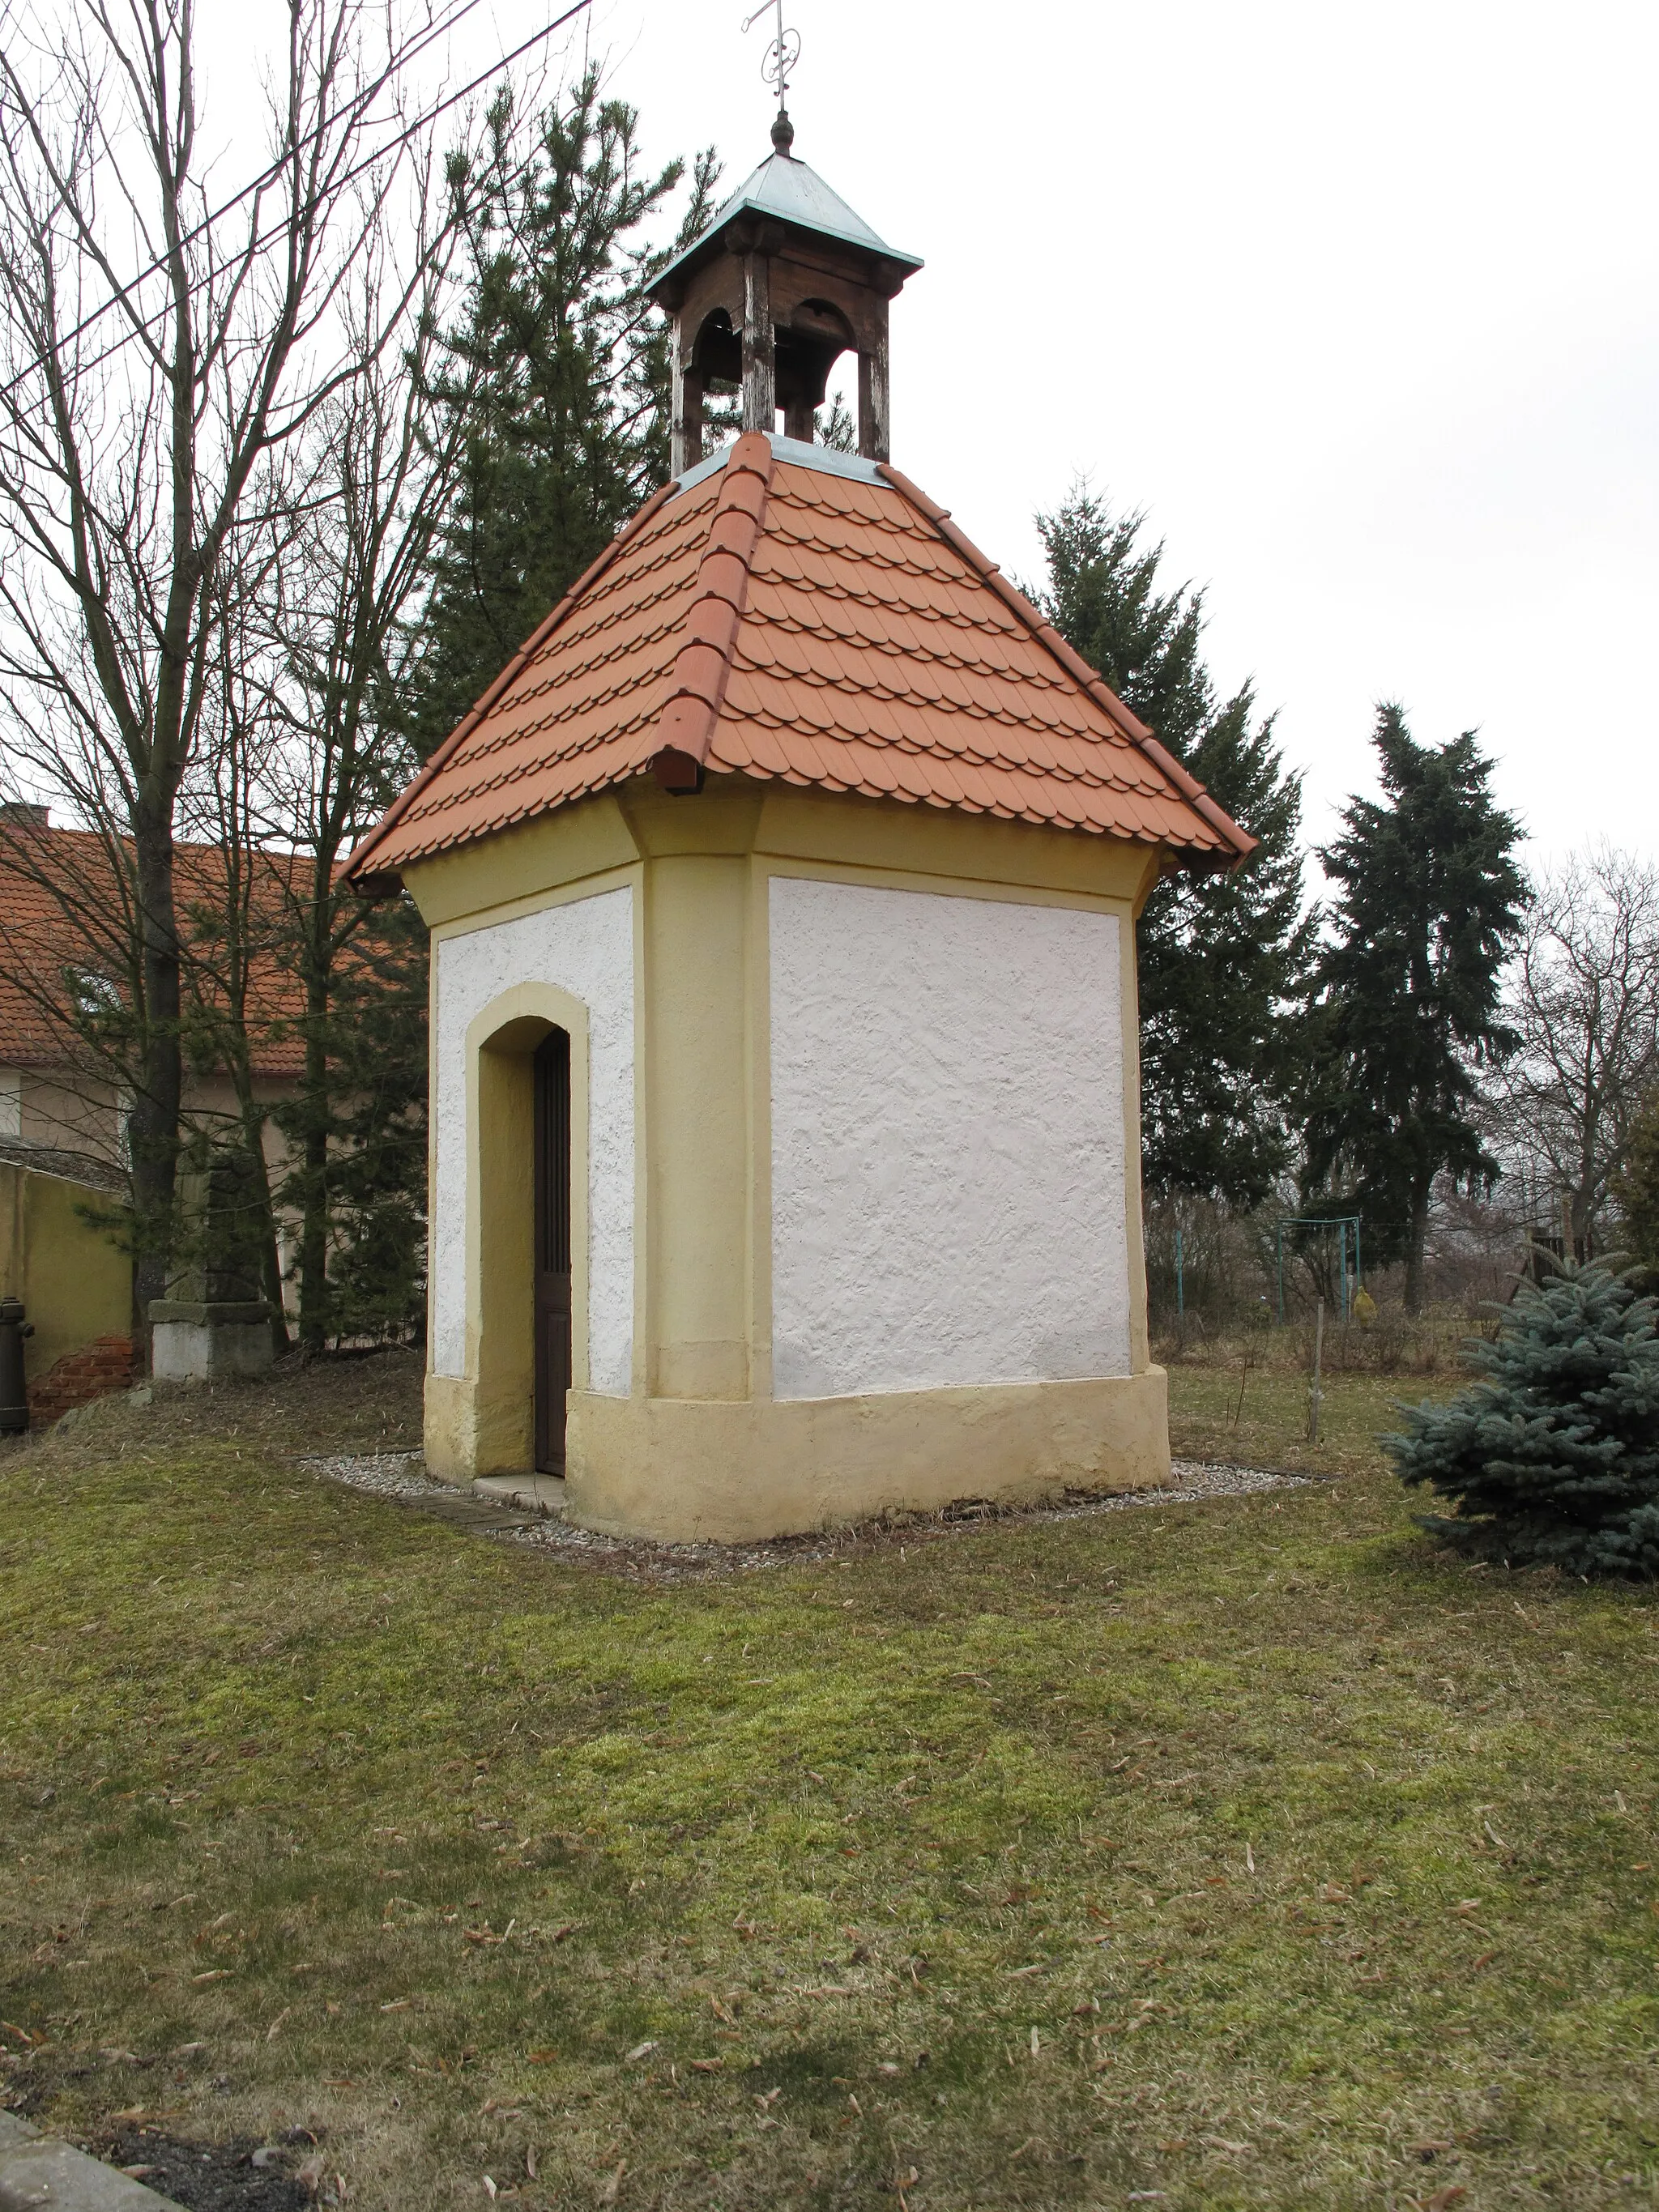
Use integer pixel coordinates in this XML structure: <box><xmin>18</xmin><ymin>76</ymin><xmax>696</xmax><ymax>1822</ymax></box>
<box><xmin>1384</xmin><ymin>1257</ymin><xmax>1659</xmax><ymax>1576</ymax></box>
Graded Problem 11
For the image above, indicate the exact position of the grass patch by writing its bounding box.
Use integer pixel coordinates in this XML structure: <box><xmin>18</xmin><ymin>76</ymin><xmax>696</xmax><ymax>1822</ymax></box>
<box><xmin>1166</xmin><ymin>1363</ymin><xmax>1445</xmax><ymax>1482</ymax></box>
<box><xmin>2</xmin><ymin>1370</ymin><xmax>1657</xmax><ymax>2208</ymax></box>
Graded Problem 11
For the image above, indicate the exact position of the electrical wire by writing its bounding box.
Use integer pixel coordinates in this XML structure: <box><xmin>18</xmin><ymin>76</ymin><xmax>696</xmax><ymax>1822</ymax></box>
<box><xmin>0</xmin><ymin>0</ymin><xmax>599</xmax><ymax>404</ymax></box>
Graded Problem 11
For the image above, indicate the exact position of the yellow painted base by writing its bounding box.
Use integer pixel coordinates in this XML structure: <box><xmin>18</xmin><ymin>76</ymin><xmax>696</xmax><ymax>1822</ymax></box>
<box><xmin>424</xmin><ymin>1372</ymin><xmax>533</xmax><ymax>1482</ymax></box>
<box><xmin>424</xmin><ymin>1370</ymin><xmax>1171</xmax><ymax>1543</ymax></box>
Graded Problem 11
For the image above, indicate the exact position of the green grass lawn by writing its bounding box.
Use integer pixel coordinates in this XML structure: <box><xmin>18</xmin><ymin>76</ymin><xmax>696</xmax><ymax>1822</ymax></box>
<box><xmin>2</xmin><ymin>1367</ymin><xmax>1657</xmax><ymax>2210</ymax></box>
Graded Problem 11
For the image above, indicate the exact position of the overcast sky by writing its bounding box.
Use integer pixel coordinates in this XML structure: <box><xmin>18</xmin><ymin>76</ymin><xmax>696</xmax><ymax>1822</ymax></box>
<box><xmin>210</xmin><ymin>0</ymin><xmax>1657</xmax><ymax>872</ymax></box>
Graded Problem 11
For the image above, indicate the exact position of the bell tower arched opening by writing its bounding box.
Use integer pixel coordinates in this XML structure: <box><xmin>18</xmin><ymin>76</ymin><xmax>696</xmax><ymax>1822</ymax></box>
<box><xmin>648</xmin><ymin>122</ymin><xmax>923</xmax><ymax>474</ymax></box>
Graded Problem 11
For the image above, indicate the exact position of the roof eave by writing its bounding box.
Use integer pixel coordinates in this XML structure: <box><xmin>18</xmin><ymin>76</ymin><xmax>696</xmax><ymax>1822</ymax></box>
<box><xmin>650</xmin><ymin>202</ymin><xmax>923</xmax><ymax>304</ymax></box>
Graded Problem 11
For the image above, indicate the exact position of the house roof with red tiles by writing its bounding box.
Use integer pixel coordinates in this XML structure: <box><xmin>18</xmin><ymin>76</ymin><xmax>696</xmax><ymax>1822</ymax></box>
<box><xmin>0</xmin><ymin>820</ymin><xmax>305</xmax><ymax>1078</ymax></box>
<box><xmin>343</xmin><ymin>433</ymin><xmax>1256</xmax><ymax>889</ymax></box>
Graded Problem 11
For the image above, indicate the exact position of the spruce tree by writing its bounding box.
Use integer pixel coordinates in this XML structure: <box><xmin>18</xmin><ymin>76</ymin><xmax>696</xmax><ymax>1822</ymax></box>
<box><xmin>1611</xmin><ymin>1089</ymin><xmax>1659</xmax><ymax>1276</ymax></box>
<box><xmin>403</xmin><ymin>74</ymin><xmax>720</xmax><ymax>761</ymax></box>
<box><xmin>1303</xmin><ymin>706</ymin><xmax>1525</xmax><ymax>1311</ymax></box>
<box><xmin>1036</xmin><ymin>488</ymin><xmax>1308</xmax><ymax>1208</ymax></box>
<box><xmin>1387</xmin><ymin>1258</ymin><xmax>1659</xmax><ymax>1576</ymax></box>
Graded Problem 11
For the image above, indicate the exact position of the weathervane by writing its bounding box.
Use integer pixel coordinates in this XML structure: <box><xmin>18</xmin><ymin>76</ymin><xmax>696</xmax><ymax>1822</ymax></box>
<box><xmin>741</xmin><ymin>0</ymin><xmax>800</xmax><ymax>151</ymax></box>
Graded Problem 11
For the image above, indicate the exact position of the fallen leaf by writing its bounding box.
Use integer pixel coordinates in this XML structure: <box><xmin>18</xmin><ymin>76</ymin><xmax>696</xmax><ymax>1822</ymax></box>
<box><xmin>689</xmin><ymin>2058</ymin><xmax>723</xmax><ymax>2073</ymax></box>
<box><xmin>120</xmin><ymin>2167</ymin><xmax>160</xmax><ymax>2181</ymax></box>
<box><xmin>1422</xmin><ymin>2190</ymin><xmax>1467</xmax><ymax>2211</ymax></box>
<box><xmin>598</xmin><ymin>2160</ymin><xmax>626</xmax><ymax>2205</ymax></box>
<box><xmin>379</xmin><ymin>1999</ymin><xmax>412</xmax><ymax>2013</ymax></box>
<box><xmin>1201</xmin><ymin>2134</ymin><xmax>1252</xmax><ymax>2154</ymax></box>
<box><xmin>527</xmin><ymin>2049</ymin><xmax>558</xmax><ymax>2065</ymax></box>
<box><xmin>266</xmin><ymin>2009</ymin><xmax>291</xmax><ymax>2041</ymax></box>
<box><xmin>483</xmin><ymin>2181</ymin><xmax>498</xmax><ymax>2203</ymax></box>
<box><xmin>624</xmin><ymin>2040</ymin><xmax>657</xmax><ymax>2063</ymax></box>
<box><xmin>526</xmin><ymin>2148</ymin><xmax>539</xmax><ymax>2180</ymax></box>
<box><xmin>191</xmin><ymin>1969</ymin><xmax>234</xmax><ymax>1984</ymax></box>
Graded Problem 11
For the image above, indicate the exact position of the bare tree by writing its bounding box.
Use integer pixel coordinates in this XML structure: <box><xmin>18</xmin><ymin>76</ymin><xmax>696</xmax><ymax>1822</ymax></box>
<box><xmin>257</xmin><ymin>187</ymin><xmax>469</xmax><ymax>1345</ymax></box>
<box><xmin>0</xmin><ymin>0</ymin><xmax>444</xmax><ymax>1331</ymax></box>
<box><xmin>1488</xmin><ymin>846</ymin><xmax>1659</xmax><ymax>1255</ymax></box>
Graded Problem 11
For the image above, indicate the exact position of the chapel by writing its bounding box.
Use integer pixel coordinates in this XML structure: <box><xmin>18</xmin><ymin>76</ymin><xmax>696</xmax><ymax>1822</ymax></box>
<box><xmin>343</xmin><ymin>104</ymin><xmax>1255</xmax><ymax>1543</ymax></box>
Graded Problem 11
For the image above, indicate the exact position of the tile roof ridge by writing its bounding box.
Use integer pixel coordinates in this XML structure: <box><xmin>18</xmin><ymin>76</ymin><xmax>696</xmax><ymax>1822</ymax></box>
<box><xmin>648</xmin><ymin>432</ymin><xmax>776</xmax><ymax>794</ymax></box>
<box><xmin>875</xmin><ymin>462</ymin><xmax>1258</xmax><ymax>867</ymax></box>
<box><xmin>343</xmin><ymin>479</ymin><xmax>684</xmax><ymax>889</ymax></box>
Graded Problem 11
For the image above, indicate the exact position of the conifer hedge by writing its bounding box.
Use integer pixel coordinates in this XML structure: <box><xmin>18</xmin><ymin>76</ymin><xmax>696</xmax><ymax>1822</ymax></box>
<box><xmin>1386</xmin><ymin>1259</ymin><xmax>1659</xmax><ymax>1576</ymax></box>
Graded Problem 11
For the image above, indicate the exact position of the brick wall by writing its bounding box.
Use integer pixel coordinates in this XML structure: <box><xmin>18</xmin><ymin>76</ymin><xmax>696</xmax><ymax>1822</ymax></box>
<box><xmin>28</xmin><ymin>1334</ymin><xmax>139</xmax><ymax>1427</ymax></box>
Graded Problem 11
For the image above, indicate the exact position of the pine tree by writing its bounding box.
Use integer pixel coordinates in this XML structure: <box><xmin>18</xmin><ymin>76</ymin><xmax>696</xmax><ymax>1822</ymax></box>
<box><xmin>313</xmin><ymin>896</ymin><xmax>431</xmax><ymax>1340</ymax></box>
<box><xmin>1036</xmin><ymin>487</ymin><xmax>1308</xmax><ymax>1208</ymax></box>
<box><xmin>403</xmin><ymin>73</ymin><xmax>720</xmax><ymax>761</ymax></box>
<box><xmin>1304</xmin><ymin>706</ymin><xmax>1525</xmax><ymax>1311</ymax></box>
<box><xmin>1387</xmin><ymin>1258</ymin><xmax>1659</xmax><ymax>1576</ymax></box>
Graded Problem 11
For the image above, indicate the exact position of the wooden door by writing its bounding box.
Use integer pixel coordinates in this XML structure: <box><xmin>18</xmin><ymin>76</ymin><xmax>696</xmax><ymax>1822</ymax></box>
<box><xmin>533</xmin><ymin>1028</ymin><xmax>572</xmax><ymax>1474</ymax></box>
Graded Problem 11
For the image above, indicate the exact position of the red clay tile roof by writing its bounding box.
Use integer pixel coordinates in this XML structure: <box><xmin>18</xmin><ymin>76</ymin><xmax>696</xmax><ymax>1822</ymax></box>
<box><xmin>344</xmin><ymin>433</ymin><xmax>1255</xmax><ymax>884</ymax></box>
<box><xmin>0</xmin><ymin>825</ymin><xmax>305</xmax><ymax>1077</ymax></box>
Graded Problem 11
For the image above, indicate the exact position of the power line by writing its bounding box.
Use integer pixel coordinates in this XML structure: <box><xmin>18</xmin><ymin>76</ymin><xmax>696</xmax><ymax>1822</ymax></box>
<box><xmin>0</xmin><ymin>0</ymin><xmax>599</xmax><ymax>404</ymax></box>
<box><xmin>0</xmin><ymin>0</ymin><xmax>488</xmax><ymax>385</ymax></box>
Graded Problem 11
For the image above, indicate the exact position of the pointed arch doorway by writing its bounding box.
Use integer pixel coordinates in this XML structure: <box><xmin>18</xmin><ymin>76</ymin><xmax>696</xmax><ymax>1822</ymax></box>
<box><xmin>533</xmin><ymin>1027</ymin><xmax>572</xmax><ymax>1474</ymax></box>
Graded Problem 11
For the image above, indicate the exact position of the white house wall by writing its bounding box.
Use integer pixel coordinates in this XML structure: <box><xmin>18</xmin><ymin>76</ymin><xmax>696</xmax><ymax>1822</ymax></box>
<box><xmin>768</xmin><ymin>876</ymin><xmax>1131</xmax><ymax>1399</ymax></box>
<box><xmin>431</xmin><ymin>887</ymin><xmax>635</xmax><ymax>1392</ymax></box>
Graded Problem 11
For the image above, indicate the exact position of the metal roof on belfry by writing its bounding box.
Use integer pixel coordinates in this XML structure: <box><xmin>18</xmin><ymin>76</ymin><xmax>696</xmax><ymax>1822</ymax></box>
<box><xmin>655</xmin><ymin>151</ymin><xmax>925</xmax><ymax>289</ymax></box>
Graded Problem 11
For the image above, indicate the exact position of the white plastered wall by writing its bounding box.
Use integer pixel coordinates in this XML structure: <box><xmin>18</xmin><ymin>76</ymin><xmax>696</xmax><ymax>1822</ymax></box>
<box><xmin>431</xmin><ymin>887</ymin><xmax>635</xmax><ymax>1393</ymax></box>
<box><xmin>769</xmin><ymin>876</ymin><xmax>1131</xmax><ymax>1399</ymax></box>
<box><xmin>0</xmin><ymin>1068</ymin><xmax>19</xmax><ymax>1138</ymax></box>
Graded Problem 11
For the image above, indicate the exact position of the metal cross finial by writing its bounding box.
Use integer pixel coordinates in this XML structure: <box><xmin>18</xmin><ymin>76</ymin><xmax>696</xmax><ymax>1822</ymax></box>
<box><xmin>741</xmin><ymin>0</ymin><xmax>800</xmax><ymax>146</ymax></box>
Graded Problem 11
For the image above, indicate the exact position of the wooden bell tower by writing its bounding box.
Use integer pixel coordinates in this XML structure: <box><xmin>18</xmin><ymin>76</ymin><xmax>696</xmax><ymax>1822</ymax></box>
<box><xmin>647</xmin><ymin>109</ymin><xmax>923</xmax><ymax>473</ymax></box>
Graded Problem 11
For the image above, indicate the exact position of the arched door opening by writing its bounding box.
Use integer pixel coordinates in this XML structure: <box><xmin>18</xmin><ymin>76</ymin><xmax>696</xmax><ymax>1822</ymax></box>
<box><xmin>533</xmin><ymin>1027</ymin><xmax>572</xmax><ymax>1473</ymax></box>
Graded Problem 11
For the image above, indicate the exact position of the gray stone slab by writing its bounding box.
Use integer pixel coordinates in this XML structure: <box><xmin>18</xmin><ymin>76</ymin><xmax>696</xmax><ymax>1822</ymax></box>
<box><xmin>472</xmin><ymin>1473</ymin><xmax>567</xmax><ymax>1515</ymax></box>
<box><xmin>0</xmin><ymin>2110</ymin><xmax>186</xmax><ymax>2210</ymax></box>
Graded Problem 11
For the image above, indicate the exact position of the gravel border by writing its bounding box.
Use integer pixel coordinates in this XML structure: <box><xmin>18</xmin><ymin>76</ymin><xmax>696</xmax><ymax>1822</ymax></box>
<box><xmin>298</xmin><ymin>1449</ymin><xmax>1313</xmax><ymax>1583</ymax></box>
<box><xmin>296</xmin><ymin>1448</ymin><xmax>439</xmax><ymax>1502</ymax></box>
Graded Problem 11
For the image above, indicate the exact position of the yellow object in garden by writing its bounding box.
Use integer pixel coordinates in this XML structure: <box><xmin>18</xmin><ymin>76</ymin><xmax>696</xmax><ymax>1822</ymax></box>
<box><xmin>1353</xmin><ymin>1285</ymin><xmax>1378</xmax><ymax>1328</ymax></box>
